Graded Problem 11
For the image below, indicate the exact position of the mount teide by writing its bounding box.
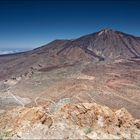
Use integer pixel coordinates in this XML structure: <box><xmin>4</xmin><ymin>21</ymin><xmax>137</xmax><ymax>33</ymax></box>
<box><xmin>34</xmin><ymin>28</ymin><xmax>140</xmax><ymax>62</ymax></box>
<box><xmin>0</xmin><ymin>28</ymin><xmax>140</xmax><ymax>81</ymax></box>
<box><xmin>56</xmin><ymin>28</ymin><xmax>140</xmax><ymax>61</ymax></box>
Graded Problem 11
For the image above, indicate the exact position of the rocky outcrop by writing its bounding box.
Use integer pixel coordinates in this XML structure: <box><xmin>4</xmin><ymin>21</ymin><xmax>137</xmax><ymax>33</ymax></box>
<box><xmin>0</xmin><ymin>102</ymin><xmax>140</xmax><ymax>139</ymax></box>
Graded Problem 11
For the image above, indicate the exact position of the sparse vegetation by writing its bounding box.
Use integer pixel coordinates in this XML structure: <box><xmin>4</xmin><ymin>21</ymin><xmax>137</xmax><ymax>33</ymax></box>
<box><xmin>0</xmin><ymin>131</ymin><xmax>13</xmax><ymax>138</ymax></box>
<box><xmin>84</xmin><ymin>127</ymin><xmax>93</xmax><ymax>134</ymax></box>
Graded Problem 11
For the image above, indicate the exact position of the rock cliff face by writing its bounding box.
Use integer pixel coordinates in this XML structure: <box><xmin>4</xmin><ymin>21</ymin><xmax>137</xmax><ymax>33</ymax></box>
<box><xmin>0</xmin><ymin>102</ymin><xmax>140</xmax><ymax>139</ymax></box>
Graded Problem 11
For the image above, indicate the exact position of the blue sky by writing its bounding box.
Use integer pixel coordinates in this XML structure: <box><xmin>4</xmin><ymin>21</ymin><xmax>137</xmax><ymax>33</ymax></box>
<box><xmin>0</xmin><ymin>0</ymin><xmax>140</xmax><ymax>51</ymax></box>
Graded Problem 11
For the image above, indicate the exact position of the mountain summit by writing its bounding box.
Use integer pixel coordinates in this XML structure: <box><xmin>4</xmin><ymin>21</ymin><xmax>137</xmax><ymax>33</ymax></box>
<box><xmin>56</xmin><ymin>28</ymin><xmax>140</xmax><ymax>61</ymax></box>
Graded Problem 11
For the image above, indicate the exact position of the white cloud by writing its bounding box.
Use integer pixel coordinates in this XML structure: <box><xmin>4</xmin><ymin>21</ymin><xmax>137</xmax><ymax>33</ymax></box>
<box><xmin>0</xmin><ymin>50</ymin><xmax>19</xmax><ymax>55</ymax></box>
